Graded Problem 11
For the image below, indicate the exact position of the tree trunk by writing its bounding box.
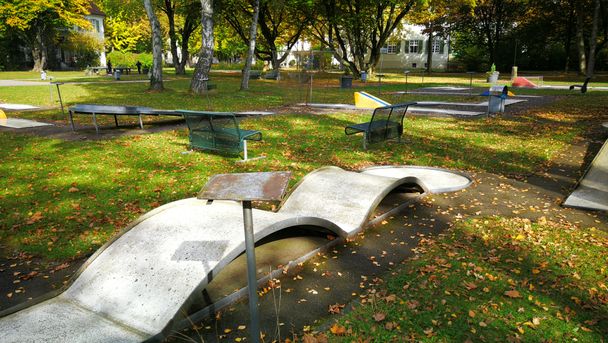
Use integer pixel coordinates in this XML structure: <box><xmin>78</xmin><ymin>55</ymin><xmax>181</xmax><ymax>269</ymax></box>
<box><xmin>144</xmin><ymin>0</ymin><xmax>164</xmax><ymax>91</ymax></box>
<box><xmin>564</xmin><ymin>0</ymin><xmax>575</xmax><ymax>73</ymax></box>
<box><xmin>164</xmin><ymin>0</ymin><xmax>185</xmax><ymax>75</ymax></box>
<box><xmin>575</xmin><ymin>2</ymin><xmax>587</xmax><ymax>75</ymax></box>
<box><xmin>179</xmin><ymin>16</ymin><xmax>197</xmax><ymax>70</ymax></box>
<box><xmin>426</xmin><ymin>27</ymin><xmax>433</xmax><ymax>73</ymax></box>
<box><xmin>179</xmin><ymin>35</ymin><xmax>191</xmax><ymax>71</ymax></box>
<box><xmin>241</xmin><ymin>0</ymin><xmax>260</xmax><ymax>91</ymax></box>
<box><xmin>32</xmin><ymin>27</ymin><xmax>47</xmax><ymax>72</ymax></box>
<box><xmin>191</xmin><ymin>0</ymin><xmax>214</xmax><ymax>94</ymax></box>
<box><xmin>586</xmin><ymin>0</ymin><xmax>600</xmax><ymax>77</ymax></box>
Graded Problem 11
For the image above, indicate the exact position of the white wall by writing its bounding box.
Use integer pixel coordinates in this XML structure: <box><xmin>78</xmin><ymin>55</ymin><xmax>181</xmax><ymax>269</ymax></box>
<box><xmin>85</xmin><ymin>14</ymin><xmax>106</xmax><ymax>66</ymax></box>
<box><xmin>379</xmin><ymin>24</ymin><xmax>449</xmax><ymax>71</ymax></box>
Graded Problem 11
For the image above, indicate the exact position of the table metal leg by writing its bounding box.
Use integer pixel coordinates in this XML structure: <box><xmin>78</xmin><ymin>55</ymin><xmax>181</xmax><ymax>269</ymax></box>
<box><xmin>69</xmin><ymin>111</ymin><xmax>75</xmax><ymax>131</ymax></box>
<box><xmin>55</xmin><ymin>84</ymin><xmax>65</xmax><ymax>118</ymax></box>
<box><xmin>114</xmin><ymin>115</ymin><xmax>119</xmax><ymax>127</ymax></box>
<box><xmin>138</xmin><ymin>114</ymin><xmax>143</xmax><ymax>129</ymax></box>
<box><xmin>92</xmin><ymin>113</ymin><xmax>99</xmax><ymax>134</ymax></box>
<box><xmin>363</xmin><ymin>132</ymin><xmax>367</xmax><ymax>150</ymax></box>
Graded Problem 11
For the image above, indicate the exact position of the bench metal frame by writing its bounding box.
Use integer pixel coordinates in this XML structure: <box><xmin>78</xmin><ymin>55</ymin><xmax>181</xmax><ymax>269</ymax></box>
<box><xmin>569</xmin><ymin>77</ymin><xmax>591</xmax><ymax>94</ymax></box>
<box><xmin>345</xmin><ymin>102</ymin><xmax>416</xmax><ymax>149</ymax></box>
<box><xmin>178</xmin><ymin>110</ymin><xmax>262</xmax><ymax>161</ymax></box>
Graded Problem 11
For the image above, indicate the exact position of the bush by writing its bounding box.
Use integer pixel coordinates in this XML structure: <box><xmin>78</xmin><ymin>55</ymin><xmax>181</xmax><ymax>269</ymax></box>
<box><xmin>61</xmin><ymin>32</ymin><xmax>103</xmax><ymax>69</ymax></box>
<box><xmin>106</xmin><ymin>51</ymin><xmax>154</xmax><ymax>68</ymax></box>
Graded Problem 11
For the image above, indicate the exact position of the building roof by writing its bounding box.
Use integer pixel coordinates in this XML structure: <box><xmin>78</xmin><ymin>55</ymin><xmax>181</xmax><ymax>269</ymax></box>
<box><xmin>87</xmin><ymin>1</ymin><xmax>105</xmax><ymax>17</ymax></box>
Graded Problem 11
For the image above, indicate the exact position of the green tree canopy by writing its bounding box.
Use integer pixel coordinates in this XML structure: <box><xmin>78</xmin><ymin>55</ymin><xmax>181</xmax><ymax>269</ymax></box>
<box><xmin>0</xmin><ymin>0</ymin><xmax>92</xmax><ymax>71</ymax></box>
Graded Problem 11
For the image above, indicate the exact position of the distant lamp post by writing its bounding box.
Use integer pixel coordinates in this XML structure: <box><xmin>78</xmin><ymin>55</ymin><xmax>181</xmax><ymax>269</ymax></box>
<box><xmin>404</xmin><ymin>70</ymin><xmax>410</xmax><ymax>95</ymax></box>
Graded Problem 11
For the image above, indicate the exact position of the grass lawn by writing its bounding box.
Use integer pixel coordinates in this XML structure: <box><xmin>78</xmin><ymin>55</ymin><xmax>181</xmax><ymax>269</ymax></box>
<box><xmin>1</xmin><ymin>72</ymin><xmax>605</xmax><ymax>260</ymax></box>
<box><xmin>1</xmin><ymin>70</ymin><xmax>607</xmax><ymax>340</ymax></box>
<box><xmin>320</xmin><ymin>216</ymin><xmax>608</xmax><ymax>342</ymax></box>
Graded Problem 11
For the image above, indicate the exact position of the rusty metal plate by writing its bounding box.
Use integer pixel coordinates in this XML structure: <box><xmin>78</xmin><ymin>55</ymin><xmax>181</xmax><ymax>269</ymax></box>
<box><xmin>198</xmin><ymin>171</ymin><xmax>291</xmax><ymax>201</ymax></box>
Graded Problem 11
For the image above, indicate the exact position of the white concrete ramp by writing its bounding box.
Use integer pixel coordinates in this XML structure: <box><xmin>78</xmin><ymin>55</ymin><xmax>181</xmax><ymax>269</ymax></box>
<box><xmin>564</xmin><ymin>138</ymin><xmax>608</xmax><ymax>211</ymax></box>
<box><xmin>0</xmin><ymin>165</ymin><xmax>472</xmax><ymax>342</ymax></box>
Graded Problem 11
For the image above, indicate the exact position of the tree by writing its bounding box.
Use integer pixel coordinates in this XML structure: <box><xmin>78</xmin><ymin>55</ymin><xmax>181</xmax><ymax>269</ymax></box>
<box><xmin>105</xmin><ymin>15</ymin><xmax>150</xmax><ymax>52</ymax></box>
<box><xmin>223</xmin><ymin>0</ymin><xmax>312</xmax><ymax>72</ymax></box>
<box><xmin>455</xmin><ymin>0</ymin><xmax>525</xmax><ymax>67</ymax></box>
<box><xmin>407</xmin><ymin>0</ymin><xmax>471</xmax><ymax>73</ymax></box>
<box><xmin>574</xmin><ymin>0</ymin><xmax>607</xmax><ymax>76</ymax></box>
<box><xmin>144</xmin><ymin>0</ymin><xmax>164</xmax><ymax>90</ymax></box>
<box><xmin>241</xmin><ymin>0</ymin><xmax>260</xmax><ymax>90</ymax></box>
<box><xmin>0</xmin><ymin>0</ymin><xmax>91</xmax><ymax>71</ymax></box>
<box><xmin>312</xmin><ymin>0</ymin><xmax>418</xmax><ymax>77</ymax></box>
<box><xmin>191</xmin><ymin>0</ymin><xmax>214</xmax><ymax>94</ymax></box>
<box><xmin>160</xmin><ymin>0</ymin><xmax>201</xmax><ymax>74</ymax></box>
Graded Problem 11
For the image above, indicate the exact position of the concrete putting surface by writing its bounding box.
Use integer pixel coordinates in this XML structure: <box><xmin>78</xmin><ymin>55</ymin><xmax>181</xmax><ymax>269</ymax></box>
<box><xmin>0</xmin><ymin>118</ymin><xmax>52</xmax><ymax>128</ymax></box>
<box><xmin>0</xmin><ymin>165</ymin><xmax>472</xmax><ymax>342</ymax></box>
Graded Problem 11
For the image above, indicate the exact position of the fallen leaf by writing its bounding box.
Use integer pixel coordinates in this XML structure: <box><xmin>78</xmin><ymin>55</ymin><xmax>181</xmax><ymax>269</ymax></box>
<box><xmin>329</xmin><ymin>323</ymin><xmax>347</xmax><ymax>335</ymax></box>
<box><xmin>373</xmin><ymin>312</ymin><xmax>386</xmax><ymax>322</ymax></box>
<box><xmin>464</xmin><ymin>281</ymin><xmax>478</xmax><ymax>290</ymax></box>
<box><xmin>68</xmin><ymin>187</ymin><xmax>79</xmax><ymax>193</ymax></box>
<box><xmin>302</xmin><ymin>334</ymin><xmax>317</xmax><ymax>343</ymax></box>
<box><xmin>328</xmin><ymin>303</ymin><xmax>345</xmax><ymax>314</ymax></box>
<box><xmin>26</xmin><ymin>212</ymin><xmax>43</xmax><ymax>225</ymax></box>
<box><xmin>468</xmin><ymin>310</ymin><xmax>476</xmax><ymax>318</ymax></box>
<box><xmin>504</xmin><ymin>290</ymin><xmax>522</xmax><ymax>298</ymax></box>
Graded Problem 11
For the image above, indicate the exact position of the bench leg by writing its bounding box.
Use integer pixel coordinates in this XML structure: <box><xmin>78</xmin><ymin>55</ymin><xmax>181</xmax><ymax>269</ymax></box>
<box><xmin>363</xmin><ymin>132</ymin><xmax>367</xmax><ymax>150</ymax></box>
<box><xmin>114</xmin><ymin>114</ymin><xmax>119</xmax><ymax>127</ymax></box>
<box><xmin>138</xmin><ymin>114</ymin><xmax>143</xmax><ymax>129</ymax></box>
<box><xmin>92</xmin><ymin>112</ymin><xmax>99</xmax><ymax>134</ymax></box>
<box><xmin>69</xmin><ymin>111</ymin><xmax>75</xmax><ymax>131</ymax></box>
<box><xmin>243</xmin><ymin>140</ymin><xmax>248</xmax><ymax>161</ymax></box>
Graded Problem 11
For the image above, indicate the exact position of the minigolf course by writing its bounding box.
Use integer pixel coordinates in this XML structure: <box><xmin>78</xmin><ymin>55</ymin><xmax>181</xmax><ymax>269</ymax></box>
<box><xmin>0</xmin><ymin>165</ymin><xmax>472</xmax><ymax>343</ymax></box>
<box><xmin>564</xmin><ymin>134</ymin><xmax>608</xmax><ymax>211</ymax></box>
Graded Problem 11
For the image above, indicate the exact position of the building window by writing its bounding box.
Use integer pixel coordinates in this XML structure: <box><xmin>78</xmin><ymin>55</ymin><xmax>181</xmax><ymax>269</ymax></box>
<box><xmin>432</xmin><ymin>39</ymin><xmax>441</xmax><ymax>53</ymax></box>
<box><xmin>384</xmin><ymin>43</ymin><xmax>398</xmax><ymax>54</ymax></box>
<box><xmin>408</xmin><ymin>40</ymin><xmax>419</xmax><ymax>53</ymax></box>
<box><xmin>89</xmin><ymin>19</ymin><xmax>100</xmax><ymax>33</ymax></box>
<box><xmin>412</xmin><ymin>63</ymin><xmax>417</xmax><ymax>68</ymax></box>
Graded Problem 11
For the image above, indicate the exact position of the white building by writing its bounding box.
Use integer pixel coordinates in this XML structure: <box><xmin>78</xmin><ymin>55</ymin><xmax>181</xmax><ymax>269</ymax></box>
<box><xmin>56</xmin><ymin>1</ymin><xmax>106</xmax><ymax>69</ymax></box>
<box><xmin>379</xmin><ymin>24</ymin><xmax>449</xmax><ymax>71</ymax></box>
<box><xmin>281</xmin><ymin>24</ymin><xmax>450</xmax><ymax>72</ymax></box>
<box><xmin>84</xmin><ymin>2</ymin><xmax>106</xmax><ymax>66</ymax></box>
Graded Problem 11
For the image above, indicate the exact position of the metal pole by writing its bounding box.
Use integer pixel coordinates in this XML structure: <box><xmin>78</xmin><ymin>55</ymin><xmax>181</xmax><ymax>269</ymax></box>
<box><xmin>55</xmin><ymin>83</ymin><xmax>65</xmax><ymax>118</ymax></box>
<box><xmin>242</xmin><ymin>200</ymin><xmax>260</xmax><ymax>343</ymax></box>
<box><xmin>469</xmin><ymin>73</ymin><xmax>473</xmax><ymax>97</ymax></box>
<box><xmin>309</xmin><ymin>74</ymin><xmax>313</xmax><ymax>104</ymax></box>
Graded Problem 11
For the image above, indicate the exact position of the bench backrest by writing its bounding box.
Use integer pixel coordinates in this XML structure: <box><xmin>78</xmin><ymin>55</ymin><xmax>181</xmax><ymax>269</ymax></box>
<box><xmin>368</xmin><ymin>102</ymin><xmax>416</xmax><ymax>143</ymax></box>
<box><xmin>179</xmin><ymin>111</ymin><xmax>244</xmax><ymax>153</ymax></box>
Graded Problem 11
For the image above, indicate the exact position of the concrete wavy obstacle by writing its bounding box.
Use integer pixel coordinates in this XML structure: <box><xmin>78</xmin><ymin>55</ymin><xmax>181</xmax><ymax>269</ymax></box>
<box><xmin>564</xmin><ymin>132</ymin><xmax>608</xmax><ymax>211</ymax></box>
<box><xmin>0</xmin><ymin>165</ymin><xmax>472</xmax><ymax>343</ymax></box>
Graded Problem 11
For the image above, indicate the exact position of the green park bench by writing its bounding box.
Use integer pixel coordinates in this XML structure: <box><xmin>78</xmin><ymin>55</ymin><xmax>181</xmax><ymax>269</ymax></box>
<box><xmin>345</xmin><ymin>102</ymin><xmax>416</xmax><ymax>149</ymax></box>
<box><xmin>178</xmin><ymin>110</ymin><xmax>262</xmax><ymax>161</ymax></box>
